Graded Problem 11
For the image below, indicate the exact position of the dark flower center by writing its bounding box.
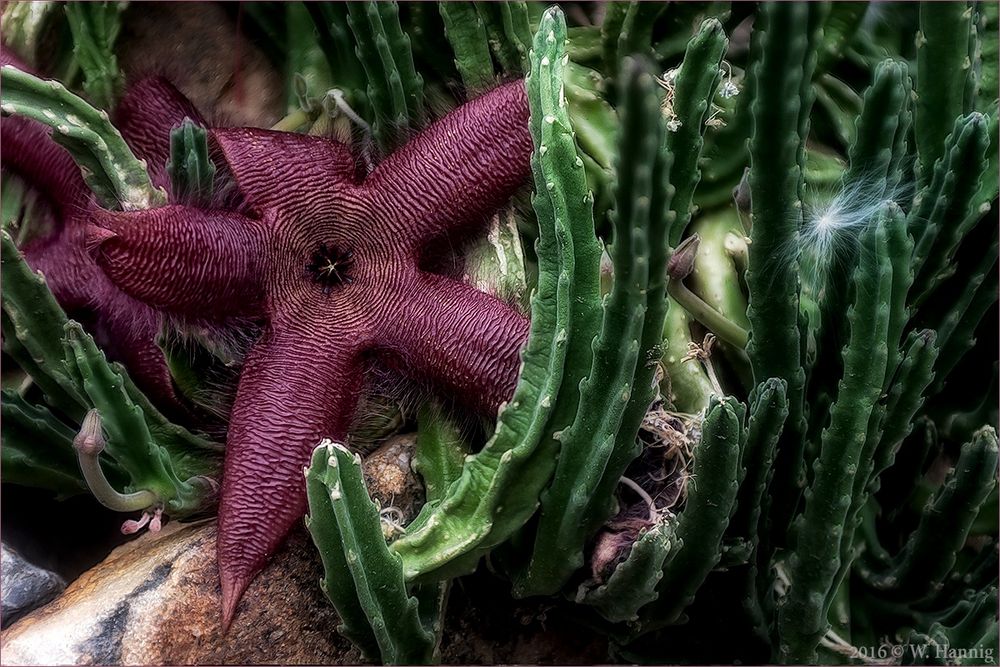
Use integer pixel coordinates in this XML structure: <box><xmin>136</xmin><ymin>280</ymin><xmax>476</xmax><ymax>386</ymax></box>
<box><xmin>306</xmin><ymin>243</ymin><xmax>354</xmax><ymax>293</ymax></box>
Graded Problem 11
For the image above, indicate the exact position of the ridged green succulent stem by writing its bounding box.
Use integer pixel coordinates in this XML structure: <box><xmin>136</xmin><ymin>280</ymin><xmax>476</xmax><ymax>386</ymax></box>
<box><xmin>576</xmin><ymin>524</ymin><xmax>674</xmax><ymax>623</ymax></box>
<box><xmin>600</xmin><ymin>2</ymin><xmax>629</xmax><ymax>79</ymax></box>
<box><xmin>735</xmin><ymin>380</ymin><xmax>789</xmax><ymax>642</ymax></box>
<box><xmin>474</xmin><ymin>1</ymin><xmax>529</xmax><ymax>75</ymax></box>
<box><xmin>0</xmin><ymin>390</ymin><xmax>89</xmax><ymax>495</ymax></box>
<box><xmin>413</xmin><ymin>402</ymin><xmax>469</xmax><ymax>505</ymax></box>
<box><xmin>1</xmin><ymin>232</ymin><xmax>88</xmax><ymax>416</ymax></box>
<box><xmin>64</xmin><ymin>1</ymin><xmax>124</xmax><ymax>111</ymax></box>
<box><xmin>62</xmin><ymin>322</ymin><xmax>203</xmax><ymax>511</ymax></box>
<box><xmin>390</xmin><ymin>8</ymin><xmax>602</xmax><ymax>581</ymax></box>
<box><xmin>844</xmin><ymin>58</ymin><xmax>911</xmax><ymax>202</ymax></box>
<box><xmin>869</xmin><ymin>330</ymin><xmax>939</xmax><ymax>494</ymax></box>
<box><xmin>908</xmin><ymin>113</ymin><xmax>990</xmax><ymax>308</ymax></box>
<box><xmin>882</xmin><ymin>202</ymin><xmax>915</xmax><ymax>378</ymax></box>
<box><xmin>165</xmin><ymin>118</ymin><xmax>216</xmax><ymax>207</ymax></box>
<box><xmin>438</xmin><ymin>2</ymin><xmax>495</xmax><ymax>92</ymax></box>
<box><xmin>345</xmin><ymin>1</ymin><xmax>424</xmax><ymax>153</ymax></box>
<box><xmin>666</xmin><ymin>18</ymin><xmax>728</xmax><ymax>246</ymax></box>
<box><xmin>634</xmin><ymin>395</ymin><xmax>744</xmax><ymax>634</ymax></box>
<box><xmin>615</xmin><ymin>2</ymin><xmax>664</xmax><ymax>73</ymax></box>
<box><xmin>284</xmin><ymin>2</ymin><xmax>334</xmax><ymax>114</ymax></box>
<box><xmin>777</xmin><ymin>217</ymin><xmax>892</xmax><ymax>664</ymax></box>
<box><xmin>564</xmin><ymin>62</ymin><xmax>617</xmax><ymax>173</ymax></box>
<box><xmin>305</xmin><ymin>2</ymin><xmax>368</xmax><ymax>110</ymax></box>
<box><xmin>932</xmin><ymin>226</ymin><xmax>998</xmax><ymax>388</ymax></box>
<box><xmin>498</xmin><ymin>2</ymin><xmax>532</xmax><ymax>73</ymax></box>
<box><xmin>2</xmin><ymin>232</ymin><xmax>218</xmax><ymax>506</ymax></box>
<box><xmin>745</xmin><ymin>1</ymin><xmax>818</xmax><ymax>551</ymax></box>
<box><xmin>564</xmin><ymin>62</ymin><xmax>617</xmax><ymax>226</ymax></box>
<box><xmin>816</xmin><ymin>2</ymin><xmax>866</xmax><ymax>72</ymax></box>
<box><xmin>305</xmin><ymin>442</ymin><xmax>435</xmax><ymax>664</ymax></box>
<box><xmin>0</xmin><ymin>65</ymin><xmax>166</xmax><ymax>209</ymax></box>
<box><xmin>729</xmin><ymin>379</ymin><xmax>788</xmax><ymax>551</ymax></box>
<box><xmin>795</xmin><ymin>3</ymin><xmax>827</xmax><ymax>203</ymax></box>
<box><xmin>829</xmin><ymin>206</ymin><xmax>913</xmax><ymax>605</ymax></box>
<box><xmin>862</xmin><ymin>428</ymin><xmax>999</xmax><ymax>604</ymax></box>
<box><xmin>915</xmin><ymin>1</ymin><xmax>974</xmax><ymax>180</ymax></box>
<box><xmin>512</xmin><ymin>57</ymin><xmax>668</xmax><ymax>597</ymax></box>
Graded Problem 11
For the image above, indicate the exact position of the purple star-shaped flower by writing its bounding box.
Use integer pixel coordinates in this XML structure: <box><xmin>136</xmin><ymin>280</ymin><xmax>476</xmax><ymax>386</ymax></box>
<box><xmin>87</xmin><ymin>81</ymin><xmax>534</xmax><ymax>627</ymax></box>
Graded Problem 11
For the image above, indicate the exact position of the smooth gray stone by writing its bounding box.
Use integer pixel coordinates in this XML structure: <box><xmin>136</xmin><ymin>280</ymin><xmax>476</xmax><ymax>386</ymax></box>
<box><xmin>1</xmin><ymin>544</ymin><xmax>66</xmax><ymax>627</ymax></box>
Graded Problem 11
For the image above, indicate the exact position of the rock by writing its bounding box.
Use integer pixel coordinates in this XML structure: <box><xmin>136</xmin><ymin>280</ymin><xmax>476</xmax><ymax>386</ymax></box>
<box><xmin>1</xmin><ymin>544</ymin><xmax>66</xmax><ymax>627</ymax></box>
<box><xmin>361</xmin><ymin>433</ymin><xmax>424</xmax><ymax>532</ymax></box>
<box><xmin>2</xmin><ymin>518</ymin><xmax>607</xmax><ymax>665</ymax></box>
<box><xmin>0</xmin><ymin>522</ymin><xmax>359</xmax><ymax>665</ymax></box>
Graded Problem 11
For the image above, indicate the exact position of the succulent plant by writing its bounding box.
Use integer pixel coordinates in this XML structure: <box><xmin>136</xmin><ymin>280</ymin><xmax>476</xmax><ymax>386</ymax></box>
<box><xmin>2</xmin><ymin>1</ymin><xmax>996</xmax><ymax>665</ymax></box>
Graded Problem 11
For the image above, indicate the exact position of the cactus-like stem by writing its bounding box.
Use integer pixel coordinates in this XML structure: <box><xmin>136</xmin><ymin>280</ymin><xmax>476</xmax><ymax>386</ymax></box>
<box><xmin>816</xmin><ymin>3</ymin><xmax>866</xmax><ymax>72</ymax></box>
<box><xmin>778</xmin><ymin>212</ymin><xmax>892</xmax><ymax>664</ymax></box>
<box><xmin>813</xmin><ymin>60</ymin><xmax>911</xmax><ymax>388</ymax></box>
<box><xmin>904</xmin><ymin>587</ymin><xmax>1000</xmax><ymax>663</ymax></box>
<box><xmin>284</xmin><ymin>2</ymin><xmax>333</xmax><ymax>114</ymax></box>
<box><xmin>666</xmin><ymin>18</ymin><xmax>728</xmax><ymax>246</ymax></box>
<box><xmin>600</xmin><ymin>2</ymin><xmax>629</xmax><ymax>80</ymax></box>
<box><xmin>869</xmin><ymin>330</ymin><xmax>939</xmax><ymax>493</ymax></box>
<box><xmin>729</xmin><ymin>378</ymin><xmax>788</xmax><ymax>553</ymax></box>
<box><xmin>610</xmin><ymin>2</ymin><xmax>664</xmax><ymax>80</ymax></box>
<box><xmin>413</xmin><ymin>402</ymin><xmax>469</xmax><ymax>505</ymax></box>
<box><xmin>497</xmin><ymin>2</ymin><xmax>532</xmax><ymax>74</ymax></box>
<box><xmin>0</xmin><ymin>65</ymin><xmax>166</xmax><ymax>210</ymax></box>
<box><xmin>63</xmin><ymin>322</ymin><xmax>209</xmax><ymax>513</ymax></box>
<box><xmin>305</xmin><ymin>2</ymin><xmax>367</xmax><ymax>112</ymax></box>
<box><xmin>73</xmin><ymin>408</ymin><xmax>158</xmax><ymax>512</ymax></box>
<box><xmin>883</xmin><ymin>200</ymin><xmax>915</xmax><ymax>379</ymax></box>
<box><xmin>908</xmin><ymin>113</ymin><xmax>990</xmax><ymax>307</ymax></box>
<box><xmin>346</xmin><ymin>1</ymin><xmax>425</xmax><ymax>153</ymax></box>
<box><xmin>1</xmin><ymin>231</ymin><xmax>88</xmax><ymax>416</ymax></box>
<box><xmin>305</xmin><ymin>440</ymin><xmax>436</xmax><ymax>664</ymax></box>
<box><xmin>474</xmin><ymin>1</ymin><xmax>531</xmax><ymax>75</ymax></box>
<box><xmin>860</xmin><ymin>428</ymin><xmax>999</xmax><ymax>604</ymax></box>
<box><xmin>565</xmin><ymin>61</ymin><xmax>617</xmax><ymax>223</ymax></box>
<box><xmin>64</xmin><ymin>1</ymin><xmax>125</xmax><ymax>111</ymax></box>
<box><xmin>846</xmin><ymin>59</ymin><xmax>912</xmax><ymax>198</ymax></box>
<box><xmin>438</xmin><ymin>2</ymin><xmax>495</xmax><ymax>92</ymax></box>
<box><xmin>745</xmin><ymin>2</ymin><xmax>821</xmax><ymax>550</ymax></box>
<box><xmin>827</xmin><ymin>205</ymin><xmax>912</xmax><ymax>602</ymax></box>
<box><xmin>576</xmin><ymin>523</ymin><xmax>674</xmax><ymax>623</ymax></box>
<box><xmin>915</xmin><ymin>1</ymin><xmax>975</xmax><ymax>180</ymax></box>
<box><xmin>165</xmin><ymin>118</ymin><xmax>216</xmax><ymax>207</ymax></box>
<box><xmin>930</xmin><ymin>225</ymin><xmax>998</xmax><ymax>389</ymax></box>
<box><xmin>734</xmin><ymin>379</ymin><xmax>789</xmax><ymax>641</ymax></box>
<box><xmin>1</xmin><ymin>389</ymin><xmax>91</xmax><ymax>495</ymax></box>
<box><xmin>2</xmin><ymin>230</ymin><xmax>218</xmax><ymax>509</ymax></box>
<box><xmin>634</xmin><ymin>395</ymin><xmax>744</xmax><ymax>635</ymax></box>
<box><xmin>391</xmin><ymin>8</ymin><xmax>603</xmax><ymax>581</ymax></box>
<box><xmin>512</xmin><ymin>57</ymin><xmax>670</xmax><ymax>597</ymax></box>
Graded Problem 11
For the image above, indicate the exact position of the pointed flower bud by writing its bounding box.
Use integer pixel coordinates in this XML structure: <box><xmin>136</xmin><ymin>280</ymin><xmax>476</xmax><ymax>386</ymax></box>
<box><xmin>667</xmin><ymin>234</ymin><xmax>701</xmax><ymax>281</ymax></box>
